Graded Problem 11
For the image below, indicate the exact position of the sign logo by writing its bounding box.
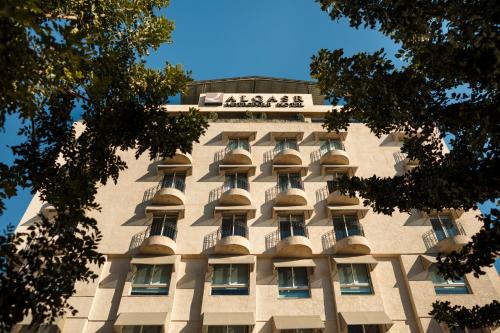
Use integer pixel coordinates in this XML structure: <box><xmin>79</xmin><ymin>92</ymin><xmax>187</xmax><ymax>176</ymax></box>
<box><xmin>223</xmin><ymin>95</ymin><xmax>304</xmax><ymax>108</ymax></box>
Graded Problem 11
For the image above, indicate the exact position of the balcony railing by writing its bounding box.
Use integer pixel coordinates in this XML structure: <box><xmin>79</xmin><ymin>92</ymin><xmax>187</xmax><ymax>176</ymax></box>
<box><xmin>275</xmin><ymin>141</ymin><xmax>299</xmax><ymax>153</ymax></box>
<box><xmin>422</xmin><ymin>221</ymin><xmax>466</xmax><ymax>249</ymax></box>
<box><xmin>265</xmin><ymin>224</ymin><xmax>309</xmax><ymax>249</ymax></box>
<box><xmin>223</xmin><ymin>177</ymin><xmax>249</xmax><ymax>191</ymax></box>
<box><xmin>203</xmin><ymin>221</ymin><xmax>249</xmax><ymax>250</ymax></box>
<box><xmin>321</xmin><ymin>223</ymin><xmax>366</xmax><ymax>251</ymax></box>
<box><xmin>162</xmin><ymin>176</ymin><xmax>186</xmax><ymax>192</ymax></box>
<box><xmin>129</xmin><ymin>221</ymin><xmax>177</xmax><ymax>250</ymax></box>
<box><xmin>227</xmin><ymin>140</ymin><xmax>251</xmax><ymax>152</ymax></box>
<box><xmin>277</xmin><ymin>179</ymin><xmax>304</xmax><ymax>192</ymax></box>
<box><xmin>319</xmin><ymin>141</ymin><xmax>345</xmax><ymax>156</ymax></box>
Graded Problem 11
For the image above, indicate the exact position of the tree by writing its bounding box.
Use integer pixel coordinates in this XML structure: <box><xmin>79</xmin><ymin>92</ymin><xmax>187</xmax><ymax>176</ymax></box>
<box><xmin>310</xmin><ymin>0</ymin><xmax>499</xmax><ymax>329</ymax></box>
<box><xmin>0</xmin><ymin>0</ymin><xmax>208</xmax><ymax>330</ymax></box>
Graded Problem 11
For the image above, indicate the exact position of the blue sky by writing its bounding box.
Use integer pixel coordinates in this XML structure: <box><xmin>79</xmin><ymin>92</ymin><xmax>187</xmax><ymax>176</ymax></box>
<box><xmin>0</xmin><ymin>0</ymin><xmax>498</xmax><ymax>272</ymax></box>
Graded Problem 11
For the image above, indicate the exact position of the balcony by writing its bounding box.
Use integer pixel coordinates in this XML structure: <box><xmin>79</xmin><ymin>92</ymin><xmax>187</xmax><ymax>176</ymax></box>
<box><xmin>321</xmin><ymin>223</ymin><xmax>371</xmax><ymax>254</ymax></box>
<box><xmin>162</xmin><ymin>151</ymin><xmax>192</xmax><ymax>165</ymax></box>
<box><xmin>222</xmin><ymin>140</ymin><xmax>253</xmax><ymax>165</ymax></box>
<box><xmin>422</xmin><ymin>221</ymin><xmax>469</xmax><ymax>253</ymax></box>
<box><xmin>273</xmin><ymin>141</ymin><xmax>303</xmax><ymax>165</ymax></box>
<box><xmin>326</xmin><ymin>180</ymin><xmax>360</xmax><ymax>206</ymax></box>
<box><xmin>213</xmin><ymin>221</ymin><xmax>251</xmax><ymax>255</ymax></box>
<box><xmin>220</xmin><ymin>178</ymin><xmax>252</xmax><ymax>206</ymax></box>
<box><xmin>137</xmin><ymin>221</ymin><xmax>177</xmax><ymax>255</ymax></box>
<box><xmin>319</xmin><ymin>141</ymin><xmax>350</xmax><ymax>165</ymax></box>
<box><xmin>275</xmin><ymin>180</ymin><xmax>308</xmax><ymax>206</ymax></box>
<box><xmin>267</xmin><ymin>224</ymin><xmax>313</xmax><ymax>257</ymax></box>
<box><xmin>151</xmin><ymin>177</ymin><xmax>186</xmax><ymax>205</ymax></box>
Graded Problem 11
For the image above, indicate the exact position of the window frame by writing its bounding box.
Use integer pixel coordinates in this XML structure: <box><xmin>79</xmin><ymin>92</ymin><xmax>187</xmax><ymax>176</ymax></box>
<box><xmin>279</xmin><ymin>214</ymin><xmax>307</xmax><ymax>239</ymax></box>
<box><xmin>211</xmin><ymin>263</ymin><xmax>250</xmax><ymax>296</ymax></box>
<box><xmin>131</xmin><ymin>264</ymin><xmax>172</xmax><ymax>296</ymax></box>
<box><xmin>207</xmin><ymin>326</ymin><xmax>249</xmax><ymax>333</ymax></box>
<box><xmin>277</xmin><ymin>172</ymin><xmax>303</xmax><ymax>191</ymax></box>
<box><xmin>161</xmin><ymin>172</ymin><xmax>186</xmax><ymax>192</ymax></box>
<box><xmin>428</xmin><ymin>265</ymin><xmax>470</xmax><ymax>295</ymax></box>
<box><xmin>150</xmin><ymin>214</ymin><xmax>178</xmax><ymax>240</ymax></box>
<box><xmin>332</xmin><ymin>214</ymin><xmax>363</xmax><ymax>240</ymax></box>
<box><xmin>228</xmin><ymin>137</ymin><xmax>250</xmax><ymax>152</ymax></box>
<box><xmin>220</xmin><ymin>214</ymin><xmax>248</xmax><ymax>238</ymax></box>
<box><xmin>338</xmin><ymin>263</ymin><xmax>373</xmax><ymax>295</ymax></box>
<box><xmin>277</xmin><ymin>266</ymin><xmax>311</xmax><ymax>299</ymax></box>
<box><xmin>430</xmin><ymin>214</ymin><xmax>458</xmax><ymax>241</ymax></box>
<box><xmin>347</xmin><ymin>325</ymin><xmax>382</xmax><ymax>333</ymax></box>
<box><xmin>224</xmin><ymin>172</ymin><xmax>249</xmax><ymax>191</ymax></box>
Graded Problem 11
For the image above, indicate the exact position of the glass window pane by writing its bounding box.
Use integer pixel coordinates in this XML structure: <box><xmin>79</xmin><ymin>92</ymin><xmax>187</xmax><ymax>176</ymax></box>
<box><xmin>441</xmin><ymin>216</ymin><xmax>458</xmax><ymax>237</ymax></box>
<box><xmin>333</xmin><ymin>216</ymin><xmax>347</xmax><ymax>240</ymax></box>
<box><xmin>278</xmin><ymin>267</ymin><xmax>293</xmax><ymax>287</ymax></box>
<box><xmin>151</xmin><ymin>265</ymin><xmax>171</xmax><ymax>285</ymax></box>
<box><xmin>213</xmin><ymin>265</ymin><xmax>230</xmax><ymax>285</ymax></box>
<box><xmin>353</xmin><ymin>264</ymin><xmax>370</xmax><ymax>284</ymax></box>
<box><xmin>280</xmin><ymin>220</ymin><xmax>292</xmax><ymax>239</ymax></box>
<box><xmin>208</xmin><ymin>327</ymin><xmax>225</xmax><ymax>333</ymax></box>
<box><xmin>338</xmin><ymin>264</ymin><xmax>354</xmax><ymax>285</ymax></box>
<box><xmin>221</xmin><ymin>217</ymin><xmax>234</xmax><ymax>237</ymax></box>
<box><xmin>134</xmin><ymin>265</ymin><xmax>152</xmax><ymax>285</ymax></box>
<box><xmin>122</xmin><ymin>327</ymin><xmax>142</xmax><ymax>333</ymax></box>
<box><xmin>227</xmin><ymin>326</ymin><xmax>247</xmax><ymax>333</ymax></box>
<box><xmin>347</xmin><ymin>326</ymin><xmax>364</xmax><ymax>333</ymax></box>
<box><xmin>231</xmin><ymin>265</ymin><xmax>249</xmax><ymax>285</ymax></box>
<box><xmin>364</xmin><ymin>325</ymin><xmax>382</xmax><ymax>333</ymax></box>
<box><xmin>142</xmin><ymin>326</ymin><xmax>162</xmax><ymax>333</ymax></box>
<box><xmin>293</xmin><ymin>267</ymin><xmax>309</xmax><ymax>287</ymax></box>
<box><xmin>430</xmin><ymin>217</ymin><xmax>446</xmax><ymax>241</ymax></box>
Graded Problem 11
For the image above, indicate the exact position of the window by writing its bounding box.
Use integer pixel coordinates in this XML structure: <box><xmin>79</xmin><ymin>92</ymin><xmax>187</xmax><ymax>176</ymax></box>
<box><xmin>429</xmin><ymin>265</ymin><xmax>469</xmax><ymax>294</ymax></box>
<box><xmin>278</xmin><ymin>267</ymin><xmax>310</xmax><ymax>298</ymax></box>
<box><xmin>228</xmin><ymin>138</ymin><xmax>250</xmax><ymax>152</ymax></box>
<box><xmin>122</xmin><ymin>326</ymin><xmax>162</xmax><ymax>333</ymax></box>
<box><xmin>326</xmin><ymin>172</ymin><xmax>348</xmax><ymax>193</ymax></box>
<box><xmin>224</xmin><ymin>173</ymin><xmax>248</xmax><ymax>191</ymax></box>
<box><xmin>319</xmin><ymin>139</ymin><xmax>344</xmax><ymax>155</ymax></box>
<box><xmin>278</xmin><ymin>173</ymin><xmax>303</xmax><ymax>191</ymax></box>
<box><xmin>348</xmin><ymin>325</ymin><xmax>382</xmax><ymax>333</ymax></box>
<box><xmin>162</xmin><ymin>172</ymin><xmax>186</xmax><ymax>192</ymax></box>
<box><xmin>207</xmin><ymin>326</ymin><xmax>249</xmax><ymax>333</ymax></box>
<box><xmin>279</xmin><ymin>215</ymin><xmax>307</xmax><ymax>239</ymax></box>
<box><xmin>131</xmin><ymin>264</ymin><xmax>172</xmax><ymax>295</ymax></box>
<box><xmin>221</xmin><ymin>214</ymin><xmax>247</xmax><ymax>238</ymax></box>
<box><xmin>150</xmin><ymin>214</ymin><xmax>177</xmax><ymax>240</ymax></box>
<box><xmin>430</xmin><ymin>215</ymin><xmax>459</xmax><ymax>241</ymax></box>
<box><xmin>211</xmin><ymin>264</ymin><xmax>249</xmax><ymax>295</ymax></box>
<box><xmin>332</xmin><ymin>215</ymin><xmax>363</xmax><ymax>240</ymax></box>
<box><xmin>275</xmin><ymin>138</ymin><xmax>298</xmax><ymax>151</ymax></box>
<box><xmin>282</xmin><ymin>330</ymin><xmax>315</xmax><ymax>333</ymax></box>
<box><xmin>338</xmin><ymin>264</ymin><xmax>373</xmax><ymax>295</ymax></box>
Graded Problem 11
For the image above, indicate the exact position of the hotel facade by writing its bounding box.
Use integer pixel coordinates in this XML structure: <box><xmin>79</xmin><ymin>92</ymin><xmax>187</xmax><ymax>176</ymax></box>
<box><xmin>14</xmin><ymin>77</ymin><xmax>500</xmax><ymax>333</ymax></box>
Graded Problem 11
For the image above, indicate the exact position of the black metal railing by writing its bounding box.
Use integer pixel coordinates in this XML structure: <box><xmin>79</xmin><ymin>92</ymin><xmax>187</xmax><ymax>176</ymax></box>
<box><xmin>129</xmin><ymin>221</ymin><xmax>177</xmax><ymax>250</ymax></box>
<box><xmin>265</xmin><ymin>223</ymin><xmax>309</xmax><ymax>249</ymax></box>
<box><xmin>422</xmin><ymin>221</ymin><xmax>466</xmax><ymax>249</ymax></box>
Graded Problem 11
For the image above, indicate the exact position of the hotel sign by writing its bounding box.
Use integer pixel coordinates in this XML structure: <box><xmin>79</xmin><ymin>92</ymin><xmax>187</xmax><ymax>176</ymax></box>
<box><xmin>224</xmin><ymin>95</ymin><xmax>304</xmax><ymax>108</ymax></box>
<box><xmin>202</xmin><ymin>93</ymin><xmax>309</xmax><ymax>108</ymax></box>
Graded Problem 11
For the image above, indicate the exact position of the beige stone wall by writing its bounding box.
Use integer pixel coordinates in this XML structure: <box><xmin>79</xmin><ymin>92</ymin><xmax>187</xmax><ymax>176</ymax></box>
<box><xmin>14</xmin><ymin>111</ymin><xmax>499</xmax><ymax>333</ymax></box>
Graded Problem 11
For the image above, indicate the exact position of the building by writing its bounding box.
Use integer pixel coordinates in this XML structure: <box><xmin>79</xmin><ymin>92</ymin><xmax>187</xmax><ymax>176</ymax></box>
<box><xmin>14</xmin><ymin>77</ymin><xmax>500</xmax><ymax>333</ymax></box>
